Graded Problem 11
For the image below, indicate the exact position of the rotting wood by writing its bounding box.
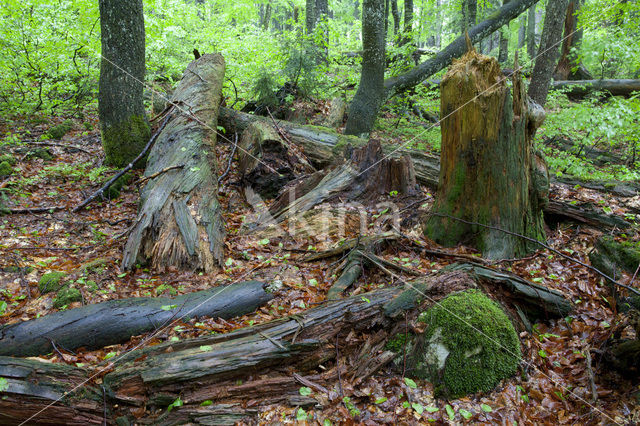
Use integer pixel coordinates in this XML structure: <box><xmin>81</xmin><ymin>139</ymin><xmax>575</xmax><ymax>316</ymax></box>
<box><xmin>0</xmin><ymin>281</ymin><xmax>272</xmax><ymax>357</ymax></box>
<box><xmin>122</xmin><ymin>54</ymin><xmax>226</xmax><ymax>273</ymax></box>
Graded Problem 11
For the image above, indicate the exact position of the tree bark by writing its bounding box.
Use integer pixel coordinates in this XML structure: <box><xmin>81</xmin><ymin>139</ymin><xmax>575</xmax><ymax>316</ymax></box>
<box><xmin>98</xmin><ymin>0</ymin><xmax>150</xmax><ymax>167</ymax></box>
<box><xmin>123</xmin><ymin>54</ymin><xmax>226</xmax><ymax>273</ymax></box>
<box><xmin>305</xmin><ymin>0</ymin><xmax>316</xmax><ymax>33</ymax></box>
<box><xmin>518</xmin><ymin>13</ymin><xmax>526</xmax><ymax>48</ymax></box>
<box><xmin>345</xmin><ymin>0</ymin><xmax>387</xmax><ymax>136</ymax></box>
<box><xmin>550</xmin><ymin>79</ymin><xmax>640</xmax><ymax>97</ymax></box>
<box><xmin>461</xmin><ymin>0</ymin><xmax>477</xmax><ymax>34</ymax></box>
<box><xmin>528</xmin><ymin>0</ymin><xmax>570</xmax><ymax>106</ymax></box>
<box><xmin>383</xmin><ymin>0</ymin><xmax>541</xmax><ymax>100</ymax></box>
<box><xmin>1</xmin><ymin>266</ymin><xmax>570</xmax><ymax>423</ymax></box>
<box><xmin>498</xmin><ymin>0</ymin><xmax>511</xmax><ymax>63</ymax></box>
<box><xmin>526</xmin><ymin>3</ymin><xmax>537</xmax><ymax>57</ymax></box>
<box><xmin>424</xmin><ymin>50</ymin><xmax>547</xmax><ymax>259</ymax></box>
<box><xmin>391</xmin><ymin>0</ymin><xmax>400</xmax><ymax>35</ymax></box>
<box><xmin>553</xmin><ymin>0</ymin><xmax>590</xmax><ymax>80</ymax></box>
<box><xmin>0</xmin><ymin>281</ymin><xmax>272</xmax><ymax>357</ymax></box>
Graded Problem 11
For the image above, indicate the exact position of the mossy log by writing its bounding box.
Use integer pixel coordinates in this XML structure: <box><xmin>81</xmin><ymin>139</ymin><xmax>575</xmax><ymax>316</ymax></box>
<box><xmin>424</xmin><ymin>50</ymin><xmax>547</xmax><ymax>259</ymax></box>
<box><xmin>220</xmin><ymin>108</ymin><xmax>633</xmax><ymax>230</ymax></box>
<box><xmin>0</xmin><ymin>265</ymin><xmax>569</xmax><ymax>424</ymax></box>
<box><xmin>123</xmin><ymin>54</ymin><xmax>226</xmax><ymax>272</ymax></box>
<box><xmin>551</xmin><ymin>79</ymin><xmax>640</xmax><ymax>98</ymax></box>
<box><xmin>0</xmin><ymin>281</ymin><xmax>272</xmax><ymax>357</ymax></box>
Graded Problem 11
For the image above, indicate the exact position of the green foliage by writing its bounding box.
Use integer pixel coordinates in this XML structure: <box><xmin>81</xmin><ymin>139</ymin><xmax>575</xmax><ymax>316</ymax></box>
<box><xmin>411</xmin><ymin>290</ymin><xmax>521</xmax><ymax>398</ymax></box>
<box><xmin>0</xmin><ymin>162</ymin><xmax>13</xmax><ymax>177</ymax></box>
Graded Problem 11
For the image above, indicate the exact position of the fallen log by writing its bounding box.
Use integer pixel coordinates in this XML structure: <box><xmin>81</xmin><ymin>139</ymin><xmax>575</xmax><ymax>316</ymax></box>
<box><xmin>551</xmin><ymin>79</ymin><xmax>640</xmax><ymax>98</ymax></box>
<box><xmin>219</xmin><ymin>108</ymin><xmax>633</xmax><ymax>229</ymax></box>
<box><xmin>123</xmin><ymin>54</ymin><xmax>226</xmax><ymax>273</ymax></box>
<box><xmin>0</xmin><ymin>265</ymin><xmax>570</xmax><ymax>423</ymax></box>
<box><xmin>0</xmin><ymin>281</ymin><xmax>272</xmax><ymax>357</ymax></box>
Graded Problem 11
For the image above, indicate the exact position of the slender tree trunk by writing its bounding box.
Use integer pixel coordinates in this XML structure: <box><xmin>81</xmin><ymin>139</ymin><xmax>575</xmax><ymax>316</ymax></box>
<box><xmin>554</xmin><ymin>0</ymin><xmax>590</xmax><ymax>80</ymax></box>
<box><xmin>316</xmin><ymin>0</ymin><xmax>329</xmax><ymax>59</ymax></box>
<box><xmin>498</xmin><ymin>0</ymin><xmax>511</xmax><ymax>63</ymax></box>
<box><xmin>528</xmin><ymin>0</ymin><xmax>570</xmax><ymax>106</ymax></box>
<box><xmin>98</xmin><ymin>0</ymin><xmax>150</xmax><ymax>168</ymax></box>
<box><xmin>306</xmin><ymin>0</ymin><xmax>316</xmax><ymax>33</ymax></box>
<box><xmin>263</xmin><ymin>3</ymin><xmax>272</xmax><ymax>30</ymax></box>
<box><xmin>518</xmin><ymin>13</ymin><xmax>526</xmax><ymax>48</ymax></box>
<box><xmin>391</xmin><ymin>0</ymin><xmax>400</xmax><ymax>36</ymax></box>
<box><xmin>425</xmin><ymin>50</ymin><xmax>547</xmax><ymax>259</ymax></box>
<box><xmin>345</xmin><ymin>0</ymin><xmax>387</xmax><ymax>136</ymax></box>
<box><xmin>461</xmin><ymin>0</ymin><xmax>477</xmax><ymax>33</ymax></box>
<box><xmin>435</xmin><ymin>0</ymin><xmax>442</xmax><ymax>47</ymax></box>
<box><xmin>526</xmin><ymin>3</ymin><xmax>536</xmax><ymax>57</ymax></box>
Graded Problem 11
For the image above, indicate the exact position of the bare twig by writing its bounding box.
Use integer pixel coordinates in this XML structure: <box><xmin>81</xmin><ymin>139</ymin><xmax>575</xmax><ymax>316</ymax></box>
<box><xmin>4</xmin><ymin>206</ymin><xmax>64</xmax><ymax>214</ymax></box>
<box><xmin>135</xmin><ymin>164</ymin><xmax>184</xmax><ymax>186</ymax></box>
<box><xmin>73</xmin><ymin>109</ymin><xmax>174</xmax><ymax>213</ymax></box>
<box><xmin>293</xmin><ymin>372</ymin><xmax>329</xmax><ymax>395</ymax></box>
<box><xmin>585</xmin><ymin>346</ymin><xmax>598</xmax><ymax>403</ymax></box>
<box><xmin>217</xmin><ymin>133</ymin><xmax>238</xmax><ymax>184</ymax></box>
<box><xmin>26</xmin><ymin>141</ymin><xmax>92</xmax><ymax>155</ymax></box>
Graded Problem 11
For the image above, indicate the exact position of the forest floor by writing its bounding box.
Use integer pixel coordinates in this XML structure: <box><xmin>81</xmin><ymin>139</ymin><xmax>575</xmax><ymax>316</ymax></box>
<box><xmin>1</xmin><ymin>104</ymin><xmax>639</xmax><ymax>424</ymax></box>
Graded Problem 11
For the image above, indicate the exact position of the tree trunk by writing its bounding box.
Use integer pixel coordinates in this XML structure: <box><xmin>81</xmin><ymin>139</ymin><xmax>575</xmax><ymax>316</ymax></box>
<box><xmin>518</xmin><ymin>13</ymin><xmax>526</xmax><ymax>48</ymax></box>
<box><xmin>0</xmin><ymin>281</ymin><xmax>272</xmax><ymax>357</ymax></box>
<box><xmin>305</xmin><ymin>0</ymin><xmax>316</xmax><ymax>33</ymax></box>
<box><xmin>552</xmin><ymin>79</ymin><xmax>640</xmax><ymax>98</ymax></box>
<box><xmin>553</xmin><ymin>0</ymin><xmax>591</xmax><ymax>80</ymax></box>
<box><xmin>383</xmin><ymin>0</ymin><xmax>541</xmax><ymax>100</ymax></box>
<box><xmin>345</xmin><ymin>0</ymin><xmax>387</xmax><ymax>136</ymax></box>
<box><xmin>1</xmin><ymin>266</ymin><xmax>570</xmax><ymax>423</ymax></box>
<box><xmin>498</xmin><ymin>0</ymin><xmax>511</xmax><ymax>63</ymax></box>
<box><xmin>526</xmin><ymin>3</ymin><xmax>537</xmax><ymax>57</ymax></box>
<box><xmin>461</xmin><ymin>0</ymin><xmax>477</xmax><ymax>33</ymax></box>
<box><xmin>391</xmin><ymin>0</ymin><xmax>400</xmax><ymax>36</ymax></box>
<box><xmin>425</xmin><ymin>49</ymin><xmax>547</xmax><ymax>259</ymax></box>
<box><xmin>315</xmin><ymin>0</ymin><xmax>329</xmax><ymax>60</ymax></box>
<box><xmin>528</xmin><ymin>0</ymin><xmax>570</xmax><ymax>106</ymax></box>
<box><xmin>123</xmin><ymin>54</ymin><xmax>226</xmax><ymax>273</ymax></box>
<box><xmin>98</xmin><ymin>0</ymin><xmax>150</xmax><ymax>168</ymax></box>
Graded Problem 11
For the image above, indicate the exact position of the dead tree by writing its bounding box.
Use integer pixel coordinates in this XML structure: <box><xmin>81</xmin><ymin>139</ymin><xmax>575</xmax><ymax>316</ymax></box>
<box><xmin>123</xmin><ymin>54</ymin><xmax>226</xmax><ymax>272</ymax></box>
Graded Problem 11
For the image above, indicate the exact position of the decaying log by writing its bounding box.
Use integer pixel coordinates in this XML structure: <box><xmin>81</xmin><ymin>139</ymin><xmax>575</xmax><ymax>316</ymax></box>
<box><xmin>220</xmin><ymin>107</ymin><xmax>634</xmax><ymax>229</ymax></box>
<box><xmin>551</xmin><ymin>79</ymin><xmax>640</xmax><ymax>98</ymax></box>
<box><xmin>0</xmin><ymin>281</ymin><xmax>272</xmax><ymax>357</ymax></box>
<box><xmin>322</xmin><ymin>97</ymin><xmax>347</xmax><ymax>128</ymax></box>
<box><xmin>545</xmin><ymin>200</ymin><xmax>631</xmax><ymax>229</ymax></box>
<box><xmin>123</xmin><ymin>54</ymin><xmax>226</xmax><ymax>273</ymax></box>
<box><xmin>1</xmin><ymin>265</ymin><xmax>570</xmax><ymax>424</ymax></box>
<box><xmin>267</xmin><ymin>139</ymin><xmax>416</xmax><ymax>223</ymax></box>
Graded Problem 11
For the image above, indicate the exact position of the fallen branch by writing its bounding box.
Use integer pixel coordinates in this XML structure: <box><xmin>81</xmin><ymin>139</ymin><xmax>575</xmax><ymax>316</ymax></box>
<box><xmin>136</xmin><ymin>164</ymin><xmax>184</xmax><ymax>186</ymax></box>
<box><xmin>3</xmin><ymin>206</ymin><xmax>64</xmax><ymax>214</ymax></box>
<box><xmin>26</xmin><ymin>141</ymin><xmax>92</xmax><ymax>155</ymax></box>
<box><xmin>72</xmin><ymin>109</ymin><xmax>174</xmax><ymax>213</ymax></box>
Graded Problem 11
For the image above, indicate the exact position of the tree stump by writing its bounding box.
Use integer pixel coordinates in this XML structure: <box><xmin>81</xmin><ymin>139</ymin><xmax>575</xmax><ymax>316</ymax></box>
<box><xmin>425</xmin><ymin>49</ymin><xmax>547</xmax><ymax>259</ymax></box>
<box><xmin>123</xmin><ymin>54</ymin><xmax>226</xmax><ymax>272</ymax></box>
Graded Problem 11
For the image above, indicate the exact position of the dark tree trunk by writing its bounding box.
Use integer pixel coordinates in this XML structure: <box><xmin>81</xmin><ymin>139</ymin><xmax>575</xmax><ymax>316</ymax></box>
<box><xmin>498</xmin><ymin>0</ymin><xmax>511</xmax><ymax>63</ymax></box>
<box><xmin>98</xmin><ymin>0</ymin><xmax>150</xmax><ymax>168</ymax></box>
<box><xmin>345</xmin><ymin>0</ymin><xmax>387</xmax><ymax>136</ymax></box>
<box><xmin>123</xmin><ymin>54</ymin><xmax>226</xmax><ymax>273</ymax></box>
<box><xmin>528</xmin><ymin>0</ymin><xmax>570</xmax><ymax>106</ymax></box>
<box><xmin>518</xmin><ymin>13</ymin><xmax>526</xmax><ymax>48</ymax></box>
<box><xmin>315</xmin><ymin>0</ymin><xmax>329</xmax><ymax>60</ymax></box>
<box><xmin>461</xmin><ymin>0</ymin><xmax>477</xmax><ymax>33</ymax></box>
<box><xmin>404</xmin><ymin>0</ymin><xmax>414</xmax><ymax>32</ymax></box>
<box><xmin>553</xmin><ymin>0</ymin><xmax>591</xmax><ymax>80</ymax></box>
<box><xmin>0</xmin><ymin>281</ymin><xmax>272</xmax><ymax>357</ymax></box>
<box><xmin>305</xmin><ymin>0</ymin><xmax>316</xmax><ymax>33</ymax></box>
<box><xmin>391</xmin><ymin>0</ymin><xmax>400</xmax><ymax>35</ymax></box>
<box><xmin>526</xmin><ymin>3</ymin><xmax>536</xmax><ymax>57</ymax></box>
<box><xmin>551</xmin><ymin>78</ymin><xmax>640</xmax><ymax>98</ymax></box>
<box><xmin>384</xmin><ymin>0</ymin><xmax>541</xmax><ymax>99</ymax></box>
<box><xmin>425</xmin><ymin>50</ymin><xmax>547</xmax><ymax>259</ymax></box>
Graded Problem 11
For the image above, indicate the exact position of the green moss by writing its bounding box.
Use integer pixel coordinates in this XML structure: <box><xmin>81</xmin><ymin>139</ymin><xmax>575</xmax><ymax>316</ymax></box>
<box><xmin>78</xmin><ymin>258</ymin><xmax>109</xmax><ymax>274</ymax></box>
<box><xmin>0</xmin><ymin>154</ymin><xmax>16</xmax><ymax>166</ymax></box>
<box><xmin>83</xmin><ymin>121</ymin><xmax>93</xmax><ymax>131</ymax></box>
<box><xmin>27</xmin><ymin>148</ymin><xmax>53</xmax><ymax>161</ymax></box>
<box><xmin>385</xmin><ymin>332</ymin><xmax>411</xmax><ymax>353</ymax></box>
<box><xmin>47</xmin><ymin>120</ymin><xmax>73</xmax><ymax>140</ymax></box>
<box><xmin>101</xmin><ymin>114</ymin><xmax>150</xmax><ymax>168</ymax></box>
<box><xmin>0</xmin><ymin>161</ymin><xmax>13</xmax><ymax>176</ymax></box>
<box><xmin>85</xmin><ymin>280</ymin><xmax>98</xmax><ymax>292</ymax></box>
<box><xmin>410</xmin><ymin>289</ymin><xmax>521</xmax><ymax>398</ymax></box>
<box><xmin>54</xmin><ymin>285</ymin><xmax>81</xmax><ymax>308</ymax></box>
<box><xmin>39</xmin><ymin>271</ymin><xmax>68</xmax><ymax>293</ymax></box>
<box><xmin>589</xmin><ymin>236</ymin><xmax>640</xmax><ymax>277</ymax></box>
<box><xmin>104</xmin><ymin>172</ymin><xmax>133</xmax><ymax>199</ymax></box>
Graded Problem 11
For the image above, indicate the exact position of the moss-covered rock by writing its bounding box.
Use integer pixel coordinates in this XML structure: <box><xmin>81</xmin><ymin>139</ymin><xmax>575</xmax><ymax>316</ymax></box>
<box><xmin>589</xmin><ymin>236</ymin><xmax>640</xmax><ymax>278</ymax></box>
<box><xmin>408</xmin><ymin>289</ymin><xmax>521</xmax><ymax>398</ymax></box>
<box><xmin>54</xmin><ymin>285</ymin><xmax>81</xmax><ymax>308</ymax></box>
<box><xmin>39</xmin><ymin>271</ymin><xmax>68</xmax><ymax>293</ymax></box>
<box><xmin>0</xmin><ymin>161</ymin><xmax>13</xmax><ymax>176</ymax></box>
<box><xmin>0</xmin><ymin>154</ymin><xmax>16</xmax><ymax>166</ymax></box>
<box><xmin>47</xmin><ymin>120</ymin><xmax>73</xmax><ymax>140</ymax></box>
<box><xmin>77</xmin><ymin>257</ymin><xmax>109</xmax><ymax>274</ymax></box>
<box><xmin>26</xmin><ymin>148</ymin><xmax>53</xmax><ymax>161</ymax></box>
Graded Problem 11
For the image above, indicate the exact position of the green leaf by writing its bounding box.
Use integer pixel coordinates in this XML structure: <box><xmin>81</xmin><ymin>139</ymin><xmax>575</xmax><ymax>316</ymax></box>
<box><xmin>117</xmin><ymin>273</ymin><xmax>127</xmax><ymax>278</ymax></box>
<box><xmin>200</xmin><ymin>345</ymin><xmax>212</xmax><ymax>352</ymax></box>
<box><xmin>404</xmin><ymin>377</ymin><xmax>417</xmax><ymax>388</ymax></box>
<box><xmin>481</xmin><ymin>403</ymin><xmax>492</xmax><ymax>412</ymax></box>
<box><xmin>299</xmin><ymin>386</ymin><xmax>312</xmax><ymax>396</ymax></box>
<box><xmin>445</xmin><ymin>404</ymin><xmax>455</xmax><ymax>420</ymax></box>
<box><xmin>103</xmin><ymin>351</ymin><xmax>116</xmax><ymax>360</ymax></box>
<box><xmin>200</xmin><ymin>400</ymin><xmax>213</xmax><ymax>406</ymax></box>
<box><xmin>425</xmin><ymin>406</ymin><xmax>439</xmax><ymax>413</ymax></box>
<box><xmin>167</xmin><ymin>397</ymin><xmax>183</xmax><ymax>412</ymax></box>
<box><xmin>258</xmin><ymin>238</ymin><xmax>270</xmax><ymax>245</ymax></box>
<box><xmin>0</xmin><ymin>301</ymin><xmax>7</xmax><ymax>315</ymax></box>
<box><xmin>538</xmin><ymin>349</ymin><xmax>547</xmax><ymax>358</ymax></box>
<box><xmin>170</xmin><ymin>336</ymin><xmax>180</xmax><ymax>342</ymax></box>
<box><xmin>309</xmin><ymin>278</ymin><xmax>318</xmax><ymax>286</ymax></box>
<box><xmin>459</xmin><ymin>408</ymin><xmax>473</xmax><ymax>419</ymax></box>
<box><xmin>0</xmin><ymin>377</ymin><xmax>8</xmax><ymax>392</ymax></box>
<box><xmin>402</xmin><ymin>401</ymin><xmax>411</xmax><ymax>408</ymax></box>
<box><xmin>225</xmin><ymin>257</ymin><xmax>233</xmax><ymax>266</ymax></box>
<box><xmin>374</xmin><ymin>397</ymin><xmax>387</xmax><ymax>404</ymax></box>
<box><xmin>161</xmin><ymin>304</ymin><xmax>177</xmax><ymax>311</ymax></box>
<box><xmin>296</xmin><ymin>407</ymin><xmax>308</xmax><ymax>420</ymax></box>
<box><xmin>411</xmin><ymin>402</ymin><xmax>424</xmax><ymax>415</ymax></box>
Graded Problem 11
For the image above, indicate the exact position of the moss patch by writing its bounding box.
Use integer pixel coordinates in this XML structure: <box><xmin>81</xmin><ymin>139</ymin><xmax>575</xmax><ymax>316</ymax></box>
<box><xmin>39</xmin><ymin>271</ymin><xmax>68</xmax><ymax>293</ymax></box>
<box><xmin>589</xmin><ymin>236</ymin><xmax>640</xmax><ymax>277</ymax></box>
<box><xmin>47</xmin><ymin>120</ymin><xmax>73</xmax><ymax>140</ymax></box>
<box><xmin>104</xmin><ymin>172</ymin><xmax>133</xmax><ymax>199</ymax></box>
<box><xmin>409</xmin><ymin>289</ymin><xmax>521</xmax><ymax>398</ymax></box>
<box><xmin>0</xmin><ymin>161</ymin><xmax>13</xmax><ymax>176</ymax></box>
<box><xmin>101</xmin><ymin>114</ymin><xmax>150</xmax><ymax>168</ymax></box>
<box><xmin>54</xmin><ymin>285</ymin><xmax>81</xmax><ymax>308</ymax></box>
<box><xmin>0</xmin><ymin>154</ymin><xmax>16</xmax><ymax>166</ymax></box>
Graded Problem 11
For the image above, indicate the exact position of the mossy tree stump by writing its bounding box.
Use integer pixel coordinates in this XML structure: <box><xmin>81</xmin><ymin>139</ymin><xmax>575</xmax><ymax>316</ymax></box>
<box><xmin>425</xmin><ymin>48</ymin><xmax>547</xmax><ymax>259</ymax></box>
<box><xmin>123</xmin><ymin>54</ymin><xmax>226</xmax><ymax>272</ymax></box>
